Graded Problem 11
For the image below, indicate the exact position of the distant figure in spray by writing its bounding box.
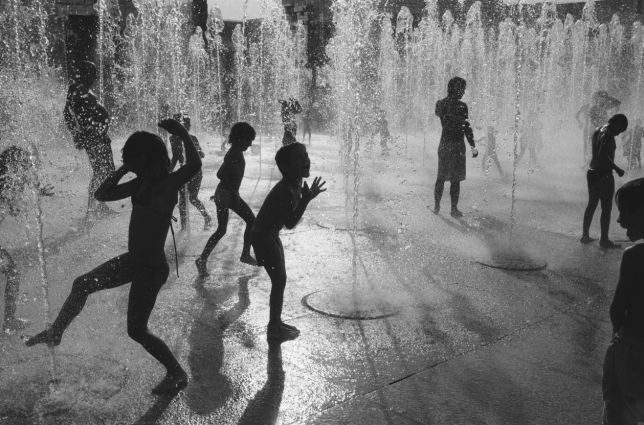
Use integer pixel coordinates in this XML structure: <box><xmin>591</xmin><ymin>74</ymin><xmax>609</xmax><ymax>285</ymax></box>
<box><xmin>433</xmin><ymin>77</ymin><xmax>478</xmax><ymax>217</ymax></box>
<box><xmin>372</xmin><ymin>108</ymin><xmax>391</xmax><ymax>156</ymax></box>
<box><xmin>517</xmin><ymin>117</ymin><xmax>543</xmax><ymax>171</ymax></box>
<box><xmin>192</xmin><ymin>0</ymin><xmax>209</xmax><ymax>49</ymax></box>
<box><xmin>27</xmin><ymin>119</ymin><xmax>198</xmax><ymax>395</ymax></box>
<box><xmin>170</xmin><ymin>113</ymin><xmax>212</xmax><ymax>231</ymax></box>
<box><xmin>0</xmin><ymin>146</ymin><xmax>53</xmax><ymax>332</ymax></box>
<box><xmin>622</xmin><ymin>118</ymin><xmax>643</xmax><ymax>170</ymax></box>
<box><xmin>581</xmin><ymin>114</ymin><xmax>628</xmax><ymax>249</ymax></box>
<box><xmin>279</xmin><ymin>97</ymin><xmax>302</xmax><ymax>146</ymax></box>
<box><xmin>576</xmin><ymin>91</ymin><xmax>621</xmax><ymax>165</ymax></box>
<box><xmin>63</xmin><ymin>60</ymin><xmax>116</xmax><ymax>218</ymax></box>
<box><xmin>478</xmin><ymin>126</ymin><xmax>503</xmax><ymax>177</ymax></box>
<box><xmin>301</xmin><ymin>107</ymin><xmax>313</xmax><ymax>146</ymax></box>
<box><xmin>602</xmin><ymin>177</ymin><xmax>644</xmax><ymax>424</ymax></box>
<box><xmin>196</xmin><ymin>122</ymin><xmax>258</xmax><ymax>277</ymax></box>
<box><xmin>252</xmin><ymin>143</ymin><xmax>325</xmax><ymax>341</ymax></box>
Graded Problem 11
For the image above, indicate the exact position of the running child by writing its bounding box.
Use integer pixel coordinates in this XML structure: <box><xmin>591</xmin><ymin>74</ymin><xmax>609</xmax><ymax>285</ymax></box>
<box><xmin>0</xmin><ymin>146</ymin><xmax>53</xmax><ymax>332</ymax></box>
<box><xmin>478</xmin><ymin>125</ymin><xmax>503</xmax><ymax>177</ymax></box>
<box><xmin>195</xmin><ymin>122</ymin><xmax>257</xmax><ymax>276</ymax></box>
<box><xmin>170</xmin><ymin>113</ymin><xmax>212</xmax><ymax>230</ymax></box>
<box><xmin>27</xmin><ymin>119</ymin><xmax>198</xmax><ymax>394</ymax></box>
<box><xmin>251</xmin><ymin>142</ymin><xmax>325</xmax><ymax>340</ymax></box>
<box><xmin>602</xmin><ymin>177</ymin><xmax>644</xmax><ymax>424</ymax></box>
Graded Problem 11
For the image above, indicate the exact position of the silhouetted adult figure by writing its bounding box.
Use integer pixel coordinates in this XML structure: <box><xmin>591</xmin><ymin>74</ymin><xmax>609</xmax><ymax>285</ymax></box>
<box><xmin>63</xmin><ymin>60</ymin><xmax>116</xmax><ymax>217</ymax></box>
<box><xmin>279</xmin><ymin>97</ymin><xmax>302</xmax><ymax>146</ymax></box>
<box><xmin>433</xmin><ymin>77</ymin><xmax>478</xmax><ymax>217</ymax></box>
<box><xmin>602</xmin><ymin>177</ymin><xmax>644</xmax><ymax>424</ymax></box>
<box><xmin>581</xmin><ymin>114</ymin><xmax>628</xmax><ymax>249</ymax></box>
<box><xmin>192</xmin><ymin>0</ymin><xmax>208</xmax><ymax>49</ymax></box>
<box><xmin>576</xmin><ymin>91</ymin><xmax>621</xmax><ymax>165</ymax></box>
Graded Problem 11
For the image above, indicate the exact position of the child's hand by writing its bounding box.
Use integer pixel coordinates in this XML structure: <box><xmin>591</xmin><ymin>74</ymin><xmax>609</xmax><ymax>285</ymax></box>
<box><xmin>616</xmin><ymin>167</ymin><xmax>625</xmax><ymax>177</ymax></box>
<box><xmin>38</xmin><ymin>184</ymin><xmax>55</xmax><ymax>197</ymax></box>
<box><xmin>471</xmin><ymin>147</ymin><xmax>479</xmax><ymax>158</ymax></box>
<box><xmin>158</xmin><ymin>119</ymin><xmax>188</xmax><ymax>136</ymax></box>
<box><xmin>302</xmin><ymin>177</ymin><xmax>326</xmax><ymax>201</ymax></box>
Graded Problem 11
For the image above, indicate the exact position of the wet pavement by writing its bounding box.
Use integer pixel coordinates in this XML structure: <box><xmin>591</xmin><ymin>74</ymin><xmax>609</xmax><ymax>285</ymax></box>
<box><xmin>0</xmin><ymin>133</ymin><xmax>625</xmax><ymax>424</ymax></box>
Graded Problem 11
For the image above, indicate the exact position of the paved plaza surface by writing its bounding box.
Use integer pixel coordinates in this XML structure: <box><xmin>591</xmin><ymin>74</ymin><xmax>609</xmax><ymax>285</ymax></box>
<box><xmin>0</xmin><ymin>132</ymin><xmax>631</xmax><ymax>424</ymax></box>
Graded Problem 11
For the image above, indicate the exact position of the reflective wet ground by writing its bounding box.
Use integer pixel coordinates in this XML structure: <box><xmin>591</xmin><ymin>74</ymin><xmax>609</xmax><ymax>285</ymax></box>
<box><xmin>0</xmin><ymin>132</ymin><xmax>624</xmax><ymax>424</ymax></box>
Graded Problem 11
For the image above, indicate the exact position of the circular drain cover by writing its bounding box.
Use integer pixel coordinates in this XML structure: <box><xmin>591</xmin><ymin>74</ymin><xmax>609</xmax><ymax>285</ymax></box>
<box><xmin>475</xmin><ymin>255</ymin><xmax>547</xmax><ymax>271</ymax></box>
<box><xmin>0</xmin><ymin>353</ymin><xmax>127</xmax><ymax>422</ymax></box>
<box><xmin>303</xmin><ymin>289</ymin><xmax>400</xmax><ymax>320</ymax></box>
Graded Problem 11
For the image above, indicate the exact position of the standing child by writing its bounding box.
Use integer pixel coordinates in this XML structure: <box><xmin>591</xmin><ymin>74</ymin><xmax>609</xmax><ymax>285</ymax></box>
<box><xmin>602</xmin><ymin>178</ymin><xmax>644</xmax><ymax>424</ymax></box>
<box><xmin>195</xmin><ymin>122</ymin><xmax>257</xmax><ymax>276</ymax></box>
<box><xmin>479</xmin><ymin>125</ymin><xmax>503</xmax><ymax>177</ymax></box>
<box><xmin>0</xmin><ymin>146</ymin><xmax>53</xmax><ymax>332</ymax></box>
<box><xmin>251</xmin><ymin>142</ymin><xmax>325</xmax><ymax>340</ymax></box>
<box><xmin>27</xmin><ymin>119</ymin><xmax>198</xmax><ymax>394</ymax></box>
<box><xmin>170</xmin><ymin>113</ymin><xmax>212</xmax><ymax>231</ymax></box>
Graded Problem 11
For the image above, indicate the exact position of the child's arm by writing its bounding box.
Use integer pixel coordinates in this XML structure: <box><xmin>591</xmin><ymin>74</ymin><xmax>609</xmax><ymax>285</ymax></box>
<box><xmin>283</xmin><ymin>177</ymin><xmax>326</xmax><ymax>229</ymax></box>
<box><xmin>610</xmin><ymin>248</ymin><xmax>636</xmax><ymax>334</ymax></box>
<box><xmin>192</xmin><ymin>135</ymin><xmax>205</xmax><ymax>159</ymax></box>
<box><xmin>159</xmin><ymin>119</ymin><xmax>202</xmax><ymax>187</ymax></box>
<box><xmin>95</xmin><ymin>165</ymin><xmax>137</xmax><ymax>202</ymax></box>
<box><xmin>169</xmin><ymin>136</ymin><xmax>183</xmax><ymax>171</ymax></box>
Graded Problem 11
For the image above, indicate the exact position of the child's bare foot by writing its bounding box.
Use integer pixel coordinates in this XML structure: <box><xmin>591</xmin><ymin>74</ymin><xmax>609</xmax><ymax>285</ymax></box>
<box><xmin>151</xmin><ymin>369</ymin><xmax>188</xmax><ymax>395</ymax></box>
<box><xmin>450</xmin><ymin>208</ymin><xmax>463</xmax><ymax>218</ymax></box>
<box><xmin>240</xmin><ymin>254</ymin><xmax>258</xmax><ymax>266</ymax></box>
<box><xmin>580</xmin><ymin>235</ymin><xmax>595</xmax><ymax>244</ymax></box>
<box><xmin>600</xmin><ymin>240</ymin><xmax>621</xmax><ymax>250</ymax></box>
<box><xmin>25</xmin><ymin>329</ymin><xmax>61</xmax><ymax>347</ymax></box>
<box><xmin>3</xmin><ymin>317</ymin><xmax>29</xmax><ymax>333</ymax></box>
<box><xmin>279</xmin><ymin>321</ymin><xmax>298</xmax><ymax>332</ymax></box>
<box><xmin>195</xmin><ymin>257</ymin><xmax>208</xmax><ymax>276</ymax></box>
<box><xmin>203</xmin><ymin>218</ymin><xmax>212</xmax><ymax>231</ymax></box>
<box><xmin>267</xmin><ymin>323</ymin><xmax>300</xmax><ymax>341</ymax></box>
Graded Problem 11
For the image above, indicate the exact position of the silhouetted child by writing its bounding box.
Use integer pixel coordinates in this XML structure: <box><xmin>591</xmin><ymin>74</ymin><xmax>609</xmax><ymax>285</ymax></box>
<box><xmin>581</xmin><ymin>114</ymin><xmax>628</xmax><ymax>249</ymax></box>
<box><xmin>63</xmin><ymin>60</ymin><xmax>116</xmax><ymax>217</ymax></box>
<box><xmin>478</xmin><ymin>126</ymin><xmax>503</xmax><ymax>177</ymax></box>
<box><xmin>279</xmin><ymin>97</ymin><xmax>302</xmax><ymax>146</ymax></box>
<box><xmin>170</xmin><ymin>113</ymin><xmax>212</xmax><ymax>230</ymax></box>
<box><xmin>602</xmin><ymin>177</ymin><xmax>644</xmax><ymax>424</ymax></box>
<box><xmin>518</xmin><ymin>118</ymin><xmax>542</xmax><ymax>171</ymax></box>
<box><xmin>27</xmin><ymin>119</ymin><xmax>198</xmax><ymax>395</ymax></box>
<box><xmin>576</xmin><ymin>91</ymin><xmax>621</xmax><ymax>165</ymax></box>
<box><xmin>195</xmin><ymin>122</ymin><xmax>258</xmax><ymax>276</ymax></box>
<box><xmin>623</xmin><ymin>118</ymin><xmax>643</xmax><ymax>170</ymax></box>
<box><xmin>373</xmin><ymin>108</ymin><xmax>391</xmax><ymax>156</ymax></box>
<box><xmin>434</xmin><ymin>77</ymin><xmax>478</xmax><ymax>217</ymax></box>
<box><xmin>251</xmin><ymin>143</ymin><xmax>325</xmax><ymax>340</ymax></box>
<box><xmin>191</xmin><ymin>0</ymin><xmax>209</xmax><ymax>49</ymax></box>
<box><xmin>0</xmin><ymin>146</ymin><xmax>53</xmax><ymax>332</ymax></box>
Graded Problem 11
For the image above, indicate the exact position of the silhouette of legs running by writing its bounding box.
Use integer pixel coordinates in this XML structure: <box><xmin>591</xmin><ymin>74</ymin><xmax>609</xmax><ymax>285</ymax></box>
<box><xmin>85</xmin><ymin>142</ymin><xmax>115</xmax><ymax>213</ymax></box>
<box><xmin>1</xmin><ymin>247</ymin><xmax>26</xmax><ymax>331</ymax></box>
<box><xmin>582</xmin><ymin>172</ymin><xmax>615</xmax><ymax>245</ymax></box>
<box><xmin>179</xmin><ymin>173</ymin><xmax>211</xmax><ymax>230</ymax></box>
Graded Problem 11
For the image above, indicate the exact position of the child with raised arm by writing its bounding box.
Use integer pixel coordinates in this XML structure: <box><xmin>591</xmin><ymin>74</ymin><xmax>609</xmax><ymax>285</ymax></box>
<box><xmin>169</xmin><ymin>113</ymin><xmax>212</xmax><ymax>231</ymax></box>
<box><xmin>0</xmin><ymin>146</ymin><xmax>53</xmax><ymax>332</ymax></box>
<box><xmin>195</xmin><ymin>122</ymin><xmax>257</xmax><ymax>276</ymax></box>
<box><xmin>602</xmin><ymin>178</ymin><xmax>644</xmax><ymax>424</ymax></box>
<box><xmin>27</xmin><ymin>119</ymin><xmax>199</xmax><ymax>394</ymax></box>
<box><xmin>251</xmin><ymin>142</ymin><xmax>325</xmax><ymax>341</ymax></box>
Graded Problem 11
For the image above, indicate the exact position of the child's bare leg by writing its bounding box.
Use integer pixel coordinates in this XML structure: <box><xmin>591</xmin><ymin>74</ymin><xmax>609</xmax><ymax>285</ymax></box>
<box><xmin>1</xmin><ymin>248</ymin><xmax>26</xmax><ymax>331</ymax></box>
<box><xmin>450</xmin><ymin>181</ymin><xmax>462</xmax><ymax>217</ymax></box>
<box><xmin>188</xmin><ymin>174</ymin><xmax>212</xmax><ymax>228</ymax></box>
<box><xmin>26</xmin><ymin>253</ymin><xmax>132</xmax><ymax>346</ymax></box>
<box><xmin>127</xmin><ymin>264</ymin><xmax>187</xmax><ymax>394</ymax></box>
<box><xmin>232</xmin><ymin>199</ymin><xmax>257</xmax><ymax>265</ymax></box>
<box><xmin>434</xmin><ymin>179</ymin><xmax>445</xmax><ymax>213</ymax></box>
<box><xmin>196</xmin><ymin>202</ymin><xmax>228</xmax><ymax>276</ymax></box>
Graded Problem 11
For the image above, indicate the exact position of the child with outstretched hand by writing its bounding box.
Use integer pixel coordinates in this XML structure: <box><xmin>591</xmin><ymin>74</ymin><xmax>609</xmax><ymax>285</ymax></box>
<box><xmin>602</xmin><ymin>178</ymin><xmax>644</xmax><ymax>424</ymax></box>
<box><xmin>251</xmin><ymin>142</ymin><xmax>325</xmax><ymax>341</ymax></box>
<box><xmin>26</xmin><ymin>119</ymin><xmax>199</xmax><ymax>395</ymax></box>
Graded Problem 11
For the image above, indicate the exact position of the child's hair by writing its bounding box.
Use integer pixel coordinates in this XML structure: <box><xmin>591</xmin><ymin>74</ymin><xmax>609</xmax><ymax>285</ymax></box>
<box><xmin>228</xmin><ymin>122</ymin><xmax>255</xmax><ymax>146</ymax></box>
<box><xmin>0</xmin><ymin>146</ymin><xmax>30</xmax><ymax>176</ymax></box>
<box><xmin>173</xmin><ymin>113</ymin><xmax>191</xmax><ymax>131</ymax></box>
<box><xmin>616</xmin><ymin>178</ymin><xmax>644</xmax><ymax>213</ymax></box>
<box><xmin>122</xmin><ymin>131</ymin><xmax>170</xmax><ymax>173</ymax></box>
<box><xmin>275</xmin><ymin>142</ymin><xmax>305</xmax><ymax>175</ymax></box>
<box><xmin>448</xmin><ymin>77</ymin><xmax>466</xmax><ymax>97</ymax></box>
<box><xmin>609</xmin><ymin>114</ymin><xmax>628</xmax><ymax>133</ymax></box>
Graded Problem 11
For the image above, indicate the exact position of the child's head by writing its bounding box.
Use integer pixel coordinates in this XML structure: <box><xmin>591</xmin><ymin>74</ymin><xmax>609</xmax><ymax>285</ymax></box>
<box><xmin>228</xmin><ymin>122</ymin><xmax>255</xmax><ymax>151</ymax></box>
<box><xmin>616</xmin><ymin>178</ymin><xmax>644</xmax><ymax>241</ymax></box>
<box><xmin>0</xmin><ymin>146</ymin><xmax>30</xmax><ymax>176</ymax></box>
<box><xmin>608</xmin><ymin>114</ymin><xmax>628</xmax><ymax>135</ymax></box>
<box><xmin>122</xmin><ymin>131</ymin><xmax>170</xmax><ymax>177</ymax></box>
<box><xmin>173</xmin><ymin>113</ymin><xmax>191</xmax><ymax>132</ymax></box>
<box><xmin>275</xmin><ymin>142</ymin><xmax>309</xmax><ymax>179</ymax></box>
<box><xmin>447</xmin><ymin>77</ymin><xmax>466</xmax><ymax>99</ymax></box>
